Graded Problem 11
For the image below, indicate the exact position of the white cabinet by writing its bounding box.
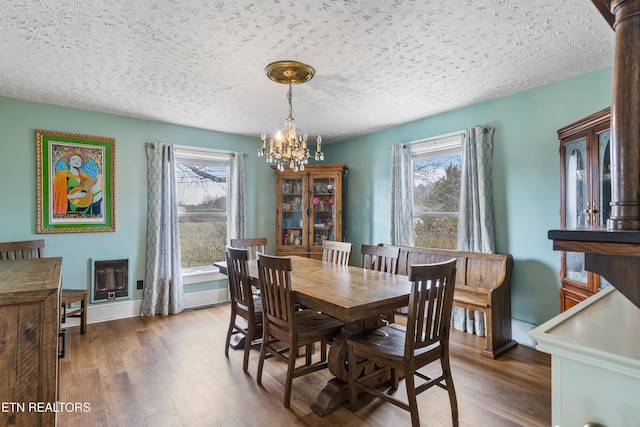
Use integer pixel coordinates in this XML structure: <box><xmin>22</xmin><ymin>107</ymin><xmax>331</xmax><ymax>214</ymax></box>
<box><xmin>530</xmin><ymin>287</ymin><xmax>640</xmax><ymax>426</ymax></box>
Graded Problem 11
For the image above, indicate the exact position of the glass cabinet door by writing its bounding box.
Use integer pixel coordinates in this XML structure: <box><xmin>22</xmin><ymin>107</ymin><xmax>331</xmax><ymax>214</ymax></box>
<box><xmin>597</xmin><ymin>129</ymin><xmax>612</xmax><ymax>227</ymax></box>
<box><xmin>563</xmin><ymin>138</ymin><xmax>588</xmax><ymax>285</ymax></box>
<box><xmin>281</xmin><ymin>178</ymin><xmax>305</xmax><ymax>248</ymax></box>
<box><xmin>597</xmin><ymin>129</ymin><xmax>612</xmax><ymax>290</ymax></box>
<box><xmin>310</xmin><ymin>177</ymin><xmax>336</xmax><ymax>247</ymax></box>
<box><xmin>564</xmin><ymin>138</ymin><xmax>588</xmax><ymax>229</ymax></box>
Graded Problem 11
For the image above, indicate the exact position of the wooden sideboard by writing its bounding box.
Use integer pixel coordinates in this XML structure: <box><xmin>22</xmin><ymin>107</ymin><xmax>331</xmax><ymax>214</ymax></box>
<box><xmin>0</xmin><ymin>257</ymin><xmax>62</xmax><ymax>427</ymax></box>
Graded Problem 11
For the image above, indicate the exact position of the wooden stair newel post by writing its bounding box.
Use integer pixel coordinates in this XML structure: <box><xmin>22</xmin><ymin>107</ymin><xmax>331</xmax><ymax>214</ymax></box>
<box><xmin>546</xmin><ymin>1</ymin><xmax>640</xmax><ymax>310</ymax></box>
<box><xmin>608</xmin><ymin>0</ymin><xmax>640</xmax><ymax>230</ymax></box>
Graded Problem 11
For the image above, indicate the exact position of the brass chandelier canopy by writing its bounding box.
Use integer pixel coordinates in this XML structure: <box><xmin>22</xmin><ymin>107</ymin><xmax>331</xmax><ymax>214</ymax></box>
<box><xmin>258</xmin><ymin>61</ymin><xmax>323</xmax><ymax>172</ymax></box>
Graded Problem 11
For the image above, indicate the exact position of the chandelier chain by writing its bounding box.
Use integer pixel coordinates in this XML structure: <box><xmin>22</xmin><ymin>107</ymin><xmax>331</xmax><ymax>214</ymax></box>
<box><xmin>287</xmin><ymin>83</ymin><xmax>293</xmax><ymax>120</ymax></box>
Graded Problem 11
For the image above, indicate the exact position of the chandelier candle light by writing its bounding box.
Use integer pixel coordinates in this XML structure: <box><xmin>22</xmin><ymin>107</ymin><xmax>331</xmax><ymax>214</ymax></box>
<box><xmin>258</xmin><ymin>61</ymin><xmax>323</xmax><ymax>172</ymax></box>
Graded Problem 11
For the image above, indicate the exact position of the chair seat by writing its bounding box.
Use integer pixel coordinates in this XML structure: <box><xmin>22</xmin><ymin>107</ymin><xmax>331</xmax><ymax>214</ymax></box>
<box><xmin>348</xmin><ymin>325</ymin><xmax>441</xmax><ymax>362</ymax></box>
<box><xmin>61</xmin><ymin>288</ymin><xmax>88</xmax><ymax>302</ymax></box>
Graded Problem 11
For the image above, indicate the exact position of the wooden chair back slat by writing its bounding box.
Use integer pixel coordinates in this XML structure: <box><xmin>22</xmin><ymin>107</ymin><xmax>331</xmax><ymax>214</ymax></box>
<box><xmin>406</xmin><ymin>260</ymin><xmax>457</xmax><ymax>357</ymax></box>
<box><xmin>257</xmin><ymin>253</ymin><xmax>295</xmax><ymax>334</ymax></box>
<box><xmin>360</xmin><ymin>244</ymin><xmax>400</xmax><ymax>274</ymax></box>
<box><xmin>230</xmin><ymin>237</ymin><xmax>267</xmax><ymax>261</ymax></box>
<box><xmin>0</xmin><ymin>239</ymin><xmax>45</xmax><ymax>260</ymax></box>
<box><xmin>226</xmin><ymin>246</ymin><xmax>254</xmax><ymax>310</ymax></box>
<box><xmin>322</xmin><ymin>240</ymin><xmax>352</xmax><ymax>266</ymax></box>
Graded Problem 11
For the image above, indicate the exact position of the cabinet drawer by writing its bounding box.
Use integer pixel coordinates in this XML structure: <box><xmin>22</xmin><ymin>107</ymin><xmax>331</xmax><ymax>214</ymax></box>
<box><xmin>560</xmin><ymin>286</ymin><xmax>592</xmax><ymax>311</ymax></box>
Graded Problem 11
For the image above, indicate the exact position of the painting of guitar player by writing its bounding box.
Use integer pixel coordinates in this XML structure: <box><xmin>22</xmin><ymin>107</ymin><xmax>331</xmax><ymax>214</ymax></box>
<box><xmin>37</xmin><ymin>130</ymin><xmax>115</xmax><ymax>233</ymax></box>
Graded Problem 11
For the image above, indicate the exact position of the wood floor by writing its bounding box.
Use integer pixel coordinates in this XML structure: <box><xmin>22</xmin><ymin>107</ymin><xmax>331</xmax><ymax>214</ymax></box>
<box><xmin>59</xmin><ymin>304</ymin><xmax>551</xmax><ymax>427</ymax></box>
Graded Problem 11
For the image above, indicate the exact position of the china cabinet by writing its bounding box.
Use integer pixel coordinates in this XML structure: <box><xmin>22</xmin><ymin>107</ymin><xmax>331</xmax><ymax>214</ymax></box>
<box><xmin>273</xmin><ymin>164</ymin><xmax>347</xmax><ymax>259</ymax></box>
<box><xmin>557</xmin><ymin>107</ymin><xmax>611</xmax><ymax>311</ymax></box>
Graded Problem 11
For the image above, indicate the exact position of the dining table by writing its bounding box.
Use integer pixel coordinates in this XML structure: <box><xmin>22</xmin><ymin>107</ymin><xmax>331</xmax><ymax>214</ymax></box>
<box><xmin>215</xmin><ymin>255</ymin><xmax>412</xmax><ymax>416</ymax></box>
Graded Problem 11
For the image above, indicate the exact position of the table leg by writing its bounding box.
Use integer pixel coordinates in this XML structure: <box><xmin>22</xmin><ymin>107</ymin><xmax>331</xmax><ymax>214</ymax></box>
<box><xmin>80</xmin><ymin>292</ymin><xmax>87</xmax><ymax>334</ymax></box>
<box><xmin>310</xmin><ymin>318</ymin><xmax>391</xmax><ymax>417</ymax></box>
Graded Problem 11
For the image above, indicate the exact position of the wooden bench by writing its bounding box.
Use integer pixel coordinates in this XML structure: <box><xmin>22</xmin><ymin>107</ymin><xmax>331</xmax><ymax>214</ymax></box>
<box><xmin>381</xmin><ymin>244</ymin><xmax>517</xmax><ymax>359</ymax></box>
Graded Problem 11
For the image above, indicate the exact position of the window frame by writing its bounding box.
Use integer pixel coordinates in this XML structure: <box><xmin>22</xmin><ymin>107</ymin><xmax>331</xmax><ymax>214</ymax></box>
<box><xmin>409</xmin><ymin>131</ymin><xmax>464</xmax><ymax>246</ymax></box>
<box><xmin>174</xmin><ymin>145</ymin><xmax>232</xmax><ymax>284</ymax></box>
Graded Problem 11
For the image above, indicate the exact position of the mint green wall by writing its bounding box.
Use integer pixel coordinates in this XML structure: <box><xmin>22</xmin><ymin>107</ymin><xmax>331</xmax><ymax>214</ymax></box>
<box><xmin>0</xmin><ymin>67</ymin><xmax>613</xmax><ymax>325</ymax></box>
<box><xmin>323</xmin><ymin>67</ymin><xmax>613</xmax><ymax>326</ymax></box>
<box><xmin>0</xmin><ymin>97</ymin><xmax>276</xmax><ymax>299</ymax></box>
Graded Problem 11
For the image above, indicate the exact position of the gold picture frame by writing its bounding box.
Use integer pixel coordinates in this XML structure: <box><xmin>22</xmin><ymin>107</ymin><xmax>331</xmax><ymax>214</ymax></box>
<box><xmin>36</xmin><ymin>130</ymin><xmax>116</xmax><ymax>233</ymax></box>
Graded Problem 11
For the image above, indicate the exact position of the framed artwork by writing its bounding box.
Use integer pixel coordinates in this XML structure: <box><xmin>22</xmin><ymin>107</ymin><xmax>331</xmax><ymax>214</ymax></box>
<box><xmin>36</xmin><ymin>130</ymin><xmax>116</xmax><ymax>233</ymax></box>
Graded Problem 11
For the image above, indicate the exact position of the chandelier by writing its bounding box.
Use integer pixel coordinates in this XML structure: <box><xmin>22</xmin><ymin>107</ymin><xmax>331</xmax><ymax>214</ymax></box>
<box><xmin>257</xmin><ymin>61</ymin><xmax>323</xmax><ymax>172</ymax></box>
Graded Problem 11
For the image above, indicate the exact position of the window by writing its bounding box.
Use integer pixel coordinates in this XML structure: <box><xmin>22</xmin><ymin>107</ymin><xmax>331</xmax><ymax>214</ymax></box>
<box><xmin>411</xmin><ymin>132</ymin><xmax>463</xmax><ymax>250</ymax></box>
<box><xmin>174</xmin><ymin>146</ymin><xmax>230</xmax><ymax>274</ymax></box>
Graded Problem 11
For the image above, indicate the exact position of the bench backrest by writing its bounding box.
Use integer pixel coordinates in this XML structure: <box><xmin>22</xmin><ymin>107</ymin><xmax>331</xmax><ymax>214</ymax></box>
<box><xmin>382</xmin><ymin>245</ymin><xmax>513</xmax><ymax>291</ymax></box>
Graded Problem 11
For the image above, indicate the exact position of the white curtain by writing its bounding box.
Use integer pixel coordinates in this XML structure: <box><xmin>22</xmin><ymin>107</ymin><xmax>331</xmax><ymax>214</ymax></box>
<box><xmin>389</xmin><ymin>144</ymin><xmax>414</xmax><ymax>246</ymax></box>
<box><xmin>227</xmin><ymin>153</ymin><xmax>246</xmax><ymax>242</ymax></box>
<box><xmin>142</xmin><ymin>142</ymin><xmax>184</xmax><ymax>316</ymax></box>
<box><xmin>453</xmin><ymin>126</ymin><xmax>495</xmax><ymax>335</ymax></box>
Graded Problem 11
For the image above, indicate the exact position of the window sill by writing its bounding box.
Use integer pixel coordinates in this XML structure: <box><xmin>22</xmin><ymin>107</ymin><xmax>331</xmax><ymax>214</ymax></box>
<box><xmin>182</xmin><ymin>267</ymin><xmax>227</xmax><ymax>285</ymax></box>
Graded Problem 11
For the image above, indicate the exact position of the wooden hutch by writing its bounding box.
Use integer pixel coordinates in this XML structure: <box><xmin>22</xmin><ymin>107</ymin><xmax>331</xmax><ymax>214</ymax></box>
<box><xmin>557</xmin><ymin>107</ymin><xmax>612</xmax><ymax>310</ymax></box>
<box><xmin>273</xmin><ymin>163</ymin><xmax>347</xmax><ymax>259</ymax></box>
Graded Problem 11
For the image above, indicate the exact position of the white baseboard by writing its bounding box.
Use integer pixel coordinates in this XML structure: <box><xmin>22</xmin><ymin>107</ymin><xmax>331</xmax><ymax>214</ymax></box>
<box><xmin>86</xmin><ymin>298</ymin><xmax>142</xmax><ymax>324</ymax></box>
<box><xmin>184</xmin><ymin>288</ymin><xmax>229</xmax><ymax>309</ymax></box>
<box><xmin>512</xmin><ymin>319</ymin><xmax>537</xmax><ymax>348</ymax></box>
<box><xmin>67</xmin><ymin>288</ymin><xmax>230</xmax><ymax>326</ymax></box>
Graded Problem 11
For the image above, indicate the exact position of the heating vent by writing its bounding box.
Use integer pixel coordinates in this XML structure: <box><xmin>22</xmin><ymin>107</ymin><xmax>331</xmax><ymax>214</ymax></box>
<box><xmin>91</xmin><ymin>258</ymin><xmax>130</xmax><ymax>303</ymax></box>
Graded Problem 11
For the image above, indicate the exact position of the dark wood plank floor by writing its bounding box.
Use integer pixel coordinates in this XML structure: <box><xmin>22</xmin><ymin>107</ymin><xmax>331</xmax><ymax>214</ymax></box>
<box><xmin>59</xmin><ymin>304</ymin><xmax>551</xmax><ymax>426</ymax></box>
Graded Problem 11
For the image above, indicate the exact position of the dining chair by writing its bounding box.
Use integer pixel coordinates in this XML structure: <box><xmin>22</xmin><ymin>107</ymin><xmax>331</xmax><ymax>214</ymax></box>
<box><xmin>230</xmin><ymin>237</ymin><xmax>267</xmax><ymax>261</ymax></box>
<box><xmin>0</xmin><ymin>239</ymin><xmax>88</xmax><ymax>334</ymax></box>
<box><xmin>360</xmin><ymin>244</ymin><xmax>400</xmax><ymax>274</ymax></box>
<box><xmin>322</xmin><ymin>240</ymin><xmax>352</xmax><ymax>266</ymax></box>
<box><xmin>225</xmin><ymin>246</ymin><xmax>264</xmax><ymax>372</ymax></box>
<box><xmin>360</xmin><ymin>243</ymin><xmax>401</xmax><ymax>322</ymax></box>
<box><xmin>256</xmin><ymin>253</ymin><xmax>345</xmax><ymax>408</ymax></box>
<box><xmin>346</xmin><ymin>259</ymin><xmax>458</xmax><ymax>427</ymax></box>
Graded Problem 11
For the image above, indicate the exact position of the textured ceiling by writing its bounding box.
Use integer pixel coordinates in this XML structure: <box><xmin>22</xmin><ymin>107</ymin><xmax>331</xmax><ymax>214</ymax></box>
<box><xmin>0</xmin><ymin>1</ymin><xmax>614</xmax><ymax>143</ymax></box>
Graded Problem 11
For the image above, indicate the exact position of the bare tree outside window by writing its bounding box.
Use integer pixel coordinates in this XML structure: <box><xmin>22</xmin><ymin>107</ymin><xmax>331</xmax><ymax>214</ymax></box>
<box><xmin>176</xmin><ymin>161</ymin><xmax>228</xmax><ymax>268</ymax></box>
<box><xmin>413</xmin><ymin>155</ymin><xmax>461</xmax><ymax>249</ymax></box>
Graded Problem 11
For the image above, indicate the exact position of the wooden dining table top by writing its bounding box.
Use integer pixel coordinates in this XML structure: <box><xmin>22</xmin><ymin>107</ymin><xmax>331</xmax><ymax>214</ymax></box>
<box><xmin>215</xmin><ymin>256</ymin><xmax>411</xmax><ymax>323</ymax></box>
